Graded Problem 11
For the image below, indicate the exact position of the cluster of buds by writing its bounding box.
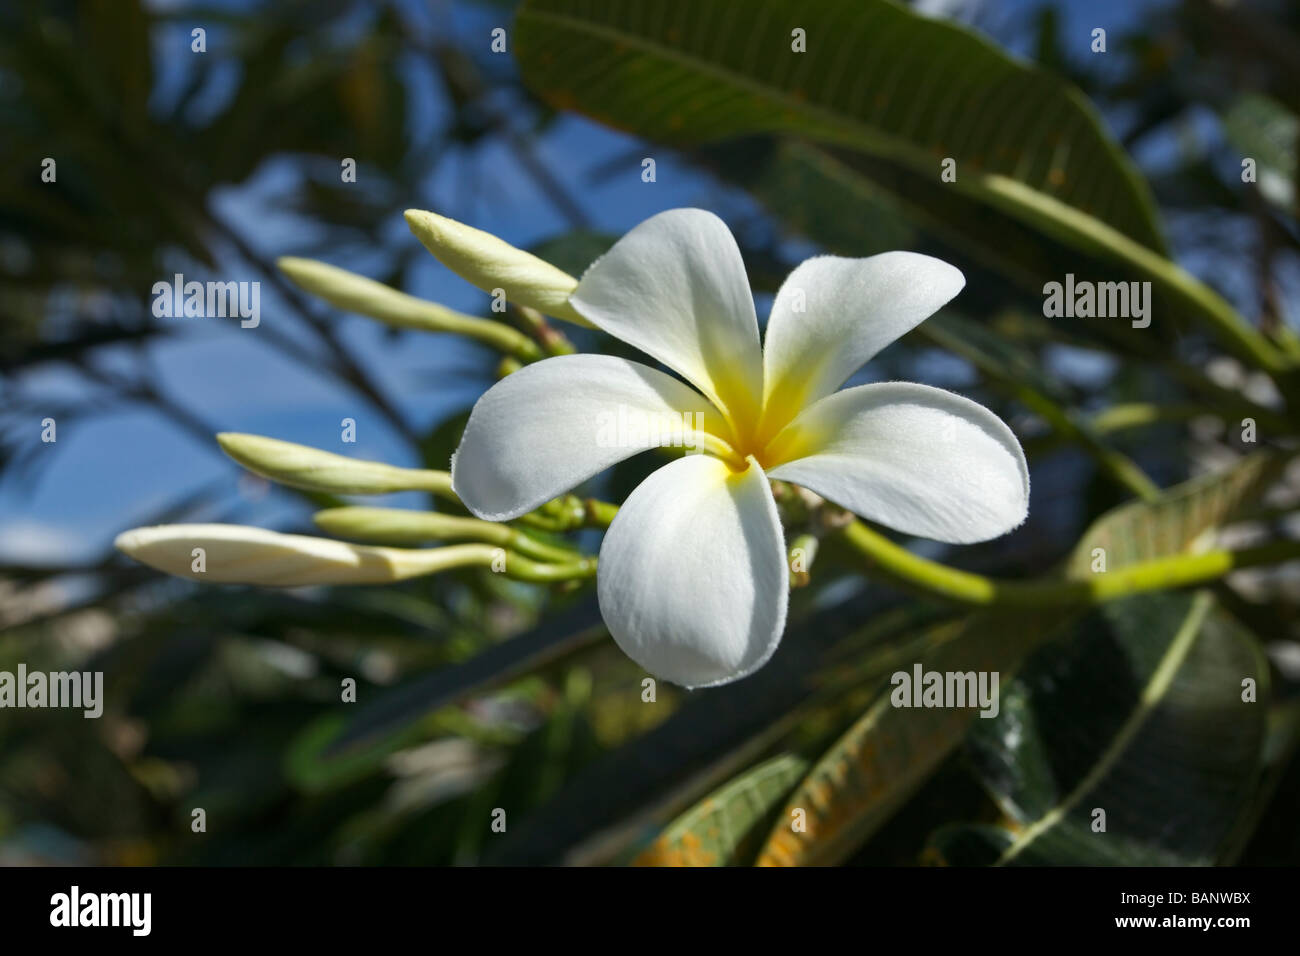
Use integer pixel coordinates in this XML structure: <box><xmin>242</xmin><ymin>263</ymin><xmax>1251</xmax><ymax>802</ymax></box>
<box><xmin>117</xmin><ymin>213</ymin><xmax>606</xmax><ymax>589</ymax></box>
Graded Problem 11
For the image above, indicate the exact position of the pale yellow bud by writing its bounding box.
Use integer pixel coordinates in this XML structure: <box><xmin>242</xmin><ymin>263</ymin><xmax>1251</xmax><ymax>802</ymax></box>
<box><xmin>216</xmin><ymin>433</ymin><xmax>455</xmax><ymax>499</ymax></box>
<box><xmin>114</xmin><ymin>524</ymin><xmax>492</xmax><ymax>586</ymax></box>
<box><xmin>403</xmin><ymin>209</ymin><xmax>593</xmax><ymax>327</ymax></box>
<box><xmin>277</xmin><ymin>256</ymin><xmax>542</xmax><ymax>361</ymax></box>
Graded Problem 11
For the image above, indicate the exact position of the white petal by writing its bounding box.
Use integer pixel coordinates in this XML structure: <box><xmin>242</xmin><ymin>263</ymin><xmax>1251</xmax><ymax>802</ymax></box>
<box><xmin>766</xmin><ymin>383</ymin><xmax>1029</xmax><ymax>544</ymax></box>
<box><xmin>452</xmin><ymin>354</ymin><xmax>719</xmax><ymax>521</ymax></box>
<box><xmin>761</xmin><ymin>254</ymin><xmax>965</xmax><ymax>429</ymax></box>
<box><xmin>570</xmin><ymin>209</ymin><xmax>763</xmax><ymax>429</ymax></box>
<box><xmin>115</xmin><ymin>524</ymin><xmax>484</xmax><ymax>586</ymax></box>
<box><xmin>597</xmin><ymin>455</ymin><xmax>788</xmax><ymax>689</ymax></box>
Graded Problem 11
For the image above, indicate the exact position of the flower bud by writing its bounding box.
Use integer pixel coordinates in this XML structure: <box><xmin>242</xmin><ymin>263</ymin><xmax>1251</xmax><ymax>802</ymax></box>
<box><xmin>115</xmin><ymin>524</ymin><xmax>491</xmax><ymax>586</ymax></box>
<box><xmin>217</xmin><ymin>433</ymin><xmax>454</xmax><ymax>498</ymax></box>
<box><xmin>278</xmin><ymin>256</ymin><xmax>542</xmax><ymax>361</ymax></box>
<box><xmin>404</xmin><ymin>209</ymin><xmax>592</xmax><ymax>327</ymax></box>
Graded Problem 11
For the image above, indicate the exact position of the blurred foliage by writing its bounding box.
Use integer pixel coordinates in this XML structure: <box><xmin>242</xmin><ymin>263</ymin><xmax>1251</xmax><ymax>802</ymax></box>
<box><xmin>2</xmin><ymin>0</ymin><xmax>1300</xmax><ymax>866</ymax></box>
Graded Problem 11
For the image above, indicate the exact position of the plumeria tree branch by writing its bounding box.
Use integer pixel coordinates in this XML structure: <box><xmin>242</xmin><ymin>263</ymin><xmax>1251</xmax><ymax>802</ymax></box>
<box><xmin>836</xmin><ymin>518</ymin><xmax>1300</xmax><ymax>607</ymax></box>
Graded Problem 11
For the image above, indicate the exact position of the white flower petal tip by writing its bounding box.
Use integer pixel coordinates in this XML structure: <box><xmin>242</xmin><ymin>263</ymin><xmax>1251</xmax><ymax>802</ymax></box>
<box><xmin>115</xmin><ymin>523</ymin><xmax>477</xmax><ymax>587</ymax></box>
<box><xmin>762</xmin><ymin>251</ymin><xmax>966</xmax><ymax>415</ymax></box>
<box><xmin>596</xmin><ymin>455</ymin><xmax>788</xmax><ymax>689</ymax></box>
<box><xmin>451</xmin><ymin>353</ymin><xmax>717</xmax><ymax>522</ymax></box>
<box><xmin>767</xmin><ymin>382</ymin><xmax>1029</xmax><ymax>545</ymax></box>
<box><xmin>570</xmin><ymin>208</ymin><xmax>763</xmax><ymax>424</ymax></box>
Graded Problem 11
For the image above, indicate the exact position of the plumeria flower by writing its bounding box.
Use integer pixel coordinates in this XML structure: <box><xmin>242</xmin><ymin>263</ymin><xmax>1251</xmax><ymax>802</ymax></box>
<box><xmin>452</xmin><ymin>208</ymin><xmax>1029</xmax><ymax>688</ymax></box>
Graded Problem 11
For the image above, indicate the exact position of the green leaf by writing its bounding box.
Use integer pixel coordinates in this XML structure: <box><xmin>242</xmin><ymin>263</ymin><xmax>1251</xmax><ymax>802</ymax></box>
<box><xmin>942</xmin><ymin>591</ymin><xmax>1268</xmax><ymax>865</ymax></box>
<box><xmin>756</xmin><ymin>608</ymin><xmax>1069</xmax><ymax>866</ymax></box>
<box><xmin>634</xmin><ymin>754</ymin><xmax>810</xmax><ymax>866</ymax></box>
<box><xmin>515</xmin><ymin>0</ymin><xmax>1166</xmax><ymax>260</ymax></box>
<box><xmin>1222</xmin><ymin>94</ymin><xmax>1297</xmax><ymax>213</ymax></box>
<box><xmin>1066</xmin><ymin>453</ymin><xmax>1282</xmax><ymax>578</ymax></box>
<box><xmin>285</xmin><ymin>602</ymin><xmax>606</xmax><ymax>790</ymax></box>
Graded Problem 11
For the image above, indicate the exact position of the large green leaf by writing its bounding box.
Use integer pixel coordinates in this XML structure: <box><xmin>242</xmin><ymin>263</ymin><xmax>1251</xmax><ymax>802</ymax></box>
<box><xmin>932</xmin><ymin>591</ymin><xmax>1268</xmax><ymax>865</ymax></box>
<box><xmin>515</xmin><ymin>0</ymin><xmax>1166</xmax><ymax>259</ymax></box>
<box><xmin>634</xmin><ymin>754</ymin><xmax>810</xmax><ymax>866</ymax></box>
<box><xmin>755</xmin><ymin>608</ymin><xmax>1068</xmax><ymax>867</ymax></box>
<box><xmin>1065</xmin><ymin>453</ymin><xmax>1282</xmax><ymax>578</ymax></box>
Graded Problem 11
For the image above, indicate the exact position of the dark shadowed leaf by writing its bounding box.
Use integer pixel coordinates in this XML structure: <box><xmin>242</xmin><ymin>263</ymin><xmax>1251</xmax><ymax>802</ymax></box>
<box><xmin>934</xmin><ymin>591</ymin><xmax>1268</xmax><ymax>865</ymax></box>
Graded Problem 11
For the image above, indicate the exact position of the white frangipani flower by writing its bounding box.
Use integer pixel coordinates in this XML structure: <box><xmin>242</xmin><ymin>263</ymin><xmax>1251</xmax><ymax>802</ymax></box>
<box><xmin>452</xmin><ymin>208</ymin><xmax>1029</xmax><ymax>688</ymax></box>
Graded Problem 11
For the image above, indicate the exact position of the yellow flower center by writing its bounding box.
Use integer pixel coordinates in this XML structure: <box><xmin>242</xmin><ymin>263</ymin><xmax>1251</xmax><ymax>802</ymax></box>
<box><xmin>697</xmin><ymin>385</ymin><xmax>810</xmax><ymax>473</ymax></box>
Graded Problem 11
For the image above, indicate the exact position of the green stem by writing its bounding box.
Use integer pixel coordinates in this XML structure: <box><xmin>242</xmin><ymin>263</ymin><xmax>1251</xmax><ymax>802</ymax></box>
<box><xmin>583</xmin><ymin>497</ymin><xmax>619</xmax><ymax>529</ymax></box>
<box><xmin>515</xmin><ymin>495</ymin><xmax>617</xmax><ymax>531</ymax></box>
<box><xmin>1087</xmin><ymin>402</ymin><xmax>1205</xmax><ymax>433</ymax></box>
<box><xmin>838</xmin><ymin>519</ymin><xmax>1300</xmax><ymax>607</ymax></box>
<box><xmin>515</xmin><ymin>305</ymin><xmax>578</xmax><ymax>356</ymax></box>
<box><xmin>313</xmin><ymin>506</ymin><xmax>579</xmax><ymax>563</ymax></box>
<box><xmin>1017</xmin><ymin>388</ymin><xmax>1160</xmax><ymax>501</ymax></box>
<box><xmin>399</xmin><ymin>542</ymin><xmax>594</xmax><ymax>583</ymax></box>
<box><xmin>502</xmin><ymin>551</ymin><xmax>598</xmax><ymax>583</ymax></box>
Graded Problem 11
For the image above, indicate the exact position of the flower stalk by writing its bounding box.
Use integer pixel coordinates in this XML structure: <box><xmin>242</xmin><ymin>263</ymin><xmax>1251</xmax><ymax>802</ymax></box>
<box><xmin>514</xmin><ymin>494</ymin><xmax>617</xmax><ymax>531</ymax></box>
<box><xmin>514</xmin><ymin>304</ymin><xmax>578</xmax><ymax>356</ymax></box>
<box><xmin>313</xmin><ymin>506</ymin><xmax>579</xmax><ymax>563</ymax></box>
